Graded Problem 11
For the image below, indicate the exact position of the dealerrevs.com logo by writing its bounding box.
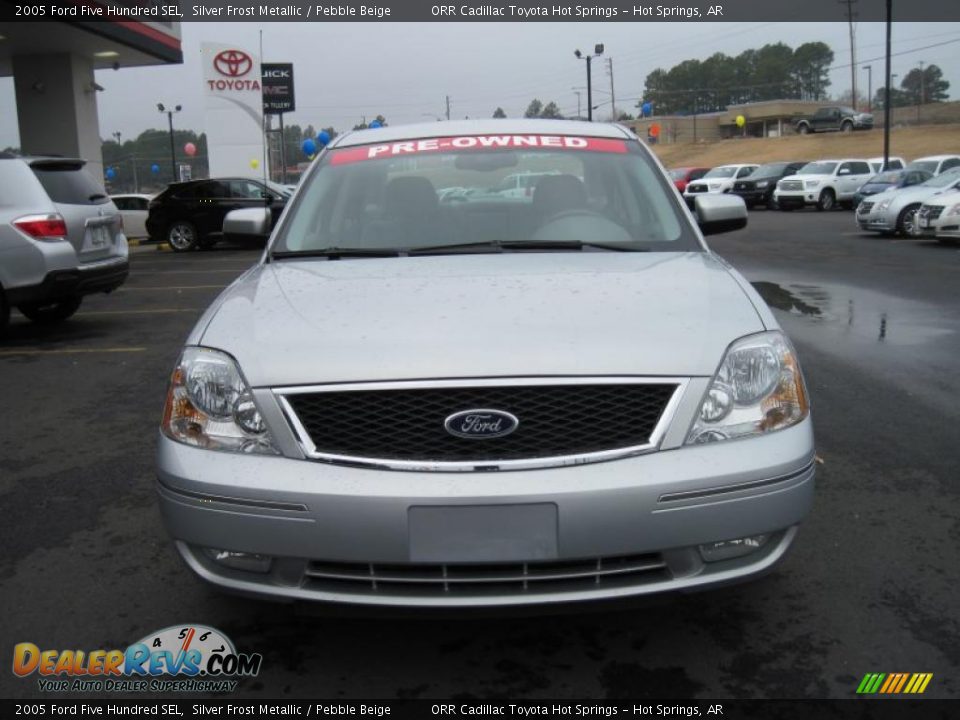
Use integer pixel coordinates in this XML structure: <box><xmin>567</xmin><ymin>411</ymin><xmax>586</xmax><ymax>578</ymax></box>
<box><xmin>13</xmin><ymin>624</ymin><xmax>262</xmax><ymax>693</ymax></box>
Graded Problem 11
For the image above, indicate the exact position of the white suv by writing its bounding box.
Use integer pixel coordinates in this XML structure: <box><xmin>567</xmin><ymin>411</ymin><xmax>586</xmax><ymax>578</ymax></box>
<box><xmin>683</xmin><ymin>164</ymin><xmax>758</xmax><ymax>207</ymax></box>
<box><xmin>774</xmin><ymin>159</ymin><xmax>873</xmax><ymax>211</ymax></box>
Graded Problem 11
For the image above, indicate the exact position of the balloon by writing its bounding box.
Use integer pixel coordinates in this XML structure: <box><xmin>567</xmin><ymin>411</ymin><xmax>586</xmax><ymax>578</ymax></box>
<box><xmin>317</xmin><ymin>130</ymin><xmax>331</xmax><ymax>146</ymax></box>
<box><xmin>302</xmin><ymin>138</ymin><xmax>317</xmax><ymax>156</ymax></box>
<box><xmin>150</xmin><ymin>163</ymin><xmax>160</xmax><ymax>174</ymax></box>
<box><xmin>105</xmin><ymin>167</ymin><xmax>116</xmax><ymax>180</ymax></box>
<box><xmin>736</xmin><ymin>115</ymin><xmax>746</xmax><ymax>128</ymax></box>
<box><xmin>250</xmin><ymin>159</ymin><xmax>259</xmax><ymax>169</ymax></box>
<box><xmin>641</xmin><ymin>102</ymin><xmax>653</xmax><ymax>117</ymax></box>
<box><xmin>369</xmin><ymin>120</ymin><xmax>382</xmax><ymax>129</ymax></box>
<box><xmin>184</xmin><ymin>142</ymin><xmax>197</xmax><ymax>157</ymax></box>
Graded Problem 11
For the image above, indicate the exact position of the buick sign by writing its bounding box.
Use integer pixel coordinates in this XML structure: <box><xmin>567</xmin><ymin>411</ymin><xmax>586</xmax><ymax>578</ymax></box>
<box><xmin>444</xmin><ymin>409</ymin><xmax>519</xmax><ymax>439</ymax></box>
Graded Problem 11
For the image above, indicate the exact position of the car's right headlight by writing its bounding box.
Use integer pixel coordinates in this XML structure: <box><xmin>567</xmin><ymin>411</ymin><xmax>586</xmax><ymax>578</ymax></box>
<box><xmin>162</xmin><ymin>346</ymin><xmax>280</xmax><ymax>455</ymax></box>
<box><xmin>877</xmin><ymin>197</ymin><xmax>895</xmax><ymax>212</ymax></box>
<box><xmin>946</xmin><ymin>203</ymin><xmax>960</xmax><ymax>217</ymax></box>
<box><xmin>805</xmin><ymin>180</ymin><xmax>821</xmax><ymax>188</ymax></box>
<box><xmin>686</xmin><ymin>331</ymin><xmax>810</xmax><ymax>445</ymax></box>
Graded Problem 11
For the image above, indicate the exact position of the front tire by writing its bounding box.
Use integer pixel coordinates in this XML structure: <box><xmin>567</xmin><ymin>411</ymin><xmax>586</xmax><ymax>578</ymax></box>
<box><xmin>816</xmin><ymin>189</ymin><xmax>836</xmax><ymax>212</ymax></box>
<box><xmin>167</xmin><ymin>221</ymin><xmax>199</xmax><ymax>252</ymax></box>
<box><xmin>896</xmin><ymin>204</ymin><xmax>921</xmax><ymax>237</ymax></box>
<box><xmin>841</xmin><ymin>120</ymin><xmax>853</xmax><ymax>133</ymax></box>
<box><xmin>797</xmin><ymin>124</ymin><xmax>810</xmax><ymax>135</ymax></box>
<box><xmin>18</xmin><ymin>296</ymin><xmax>82</xmax><ymax>324</ymax></box>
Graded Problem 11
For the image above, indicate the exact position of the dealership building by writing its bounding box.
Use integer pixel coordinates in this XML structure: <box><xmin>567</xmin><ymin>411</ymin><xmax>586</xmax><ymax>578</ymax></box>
<box><xmin>0</xmin><ymin>14</ymin><xmax>182</xmax><ymax>178</ymax></box>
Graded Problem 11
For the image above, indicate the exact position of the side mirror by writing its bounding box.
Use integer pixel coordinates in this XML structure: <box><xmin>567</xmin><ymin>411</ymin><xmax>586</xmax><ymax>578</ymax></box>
<box><xmin>695</xmin><ymin>194</ymin><xmax>747</xmax><ymax>236</ymax></box>
<box><xmin>223</xmin><ymin>207</ymin><xmax>271</xmax><ymax>238</ymax></box>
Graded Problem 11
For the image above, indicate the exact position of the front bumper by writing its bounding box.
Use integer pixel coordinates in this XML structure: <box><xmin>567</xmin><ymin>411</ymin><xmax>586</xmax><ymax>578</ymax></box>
<box><xmin>773</xmin><ymin>191</ymin><xmax>809</xmax><ymax>208</ymax></box>
<box><xmin>856</xmin><ymin>211</ymin><xmax>896</xmax><ymax>232</ymax></box>
<box><xmin>732</xmin><ymin>189</ymin><xmax>771</xmax><ymax>205</ymax></box>
<box><xmin>157</xmin><ymin>419</ymin><xmax>816</xmax><ymax>607</ymax></box>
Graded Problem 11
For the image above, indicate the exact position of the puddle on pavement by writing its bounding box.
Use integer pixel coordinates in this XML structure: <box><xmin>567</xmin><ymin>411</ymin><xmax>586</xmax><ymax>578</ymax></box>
<box><xmin>750</xmin><ymin>280</ymin><xmax>957</xmax><ymax>347</ymax></box>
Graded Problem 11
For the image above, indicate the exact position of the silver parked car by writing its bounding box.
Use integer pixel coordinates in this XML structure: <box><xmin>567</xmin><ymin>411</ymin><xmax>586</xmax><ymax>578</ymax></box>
<box><xmin>157</xmin><ymin>120</ymin><xmax>814</xmax><ymax>608</ymax></box>
<box><xmin>856</xmin><ymin>167</ymin><xmax>960</xmax><ymax>236</ymax></box>
<box><xmin>1</xmin><ymin>154</ymin><xmax>128</xmax><ymax>331</ymax></box>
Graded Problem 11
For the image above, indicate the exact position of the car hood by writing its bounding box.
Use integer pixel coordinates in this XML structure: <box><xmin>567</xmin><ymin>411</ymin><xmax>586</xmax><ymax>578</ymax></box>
<box><xmin>198</xmin><ymin>252</ymin><xmax>766</xmax><ymax>387</ymax></box>
<box><xmin>876</xmin><ymin>184</ymin><xmax>958</xmax><ymax>205</ymax></box>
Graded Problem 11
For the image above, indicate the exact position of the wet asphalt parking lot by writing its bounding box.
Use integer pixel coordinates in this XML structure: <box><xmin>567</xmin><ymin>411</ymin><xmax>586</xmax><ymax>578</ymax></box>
<box><xmin>1</xmin><ymin>209</ymin><xmax>958</xmax><ymax>700</ymax></box>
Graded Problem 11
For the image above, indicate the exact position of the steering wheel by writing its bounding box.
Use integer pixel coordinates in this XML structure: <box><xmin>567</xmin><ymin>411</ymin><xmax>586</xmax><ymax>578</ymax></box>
<box><xmin>532</xmin><ymin>209</ymin><xmax>633</xmax><ymax>243</ymax></box>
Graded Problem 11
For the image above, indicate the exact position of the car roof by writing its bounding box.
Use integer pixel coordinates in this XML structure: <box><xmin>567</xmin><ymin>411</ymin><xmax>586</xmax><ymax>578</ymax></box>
<box><xmin>910</xmin><ymin>155</ymin><xmax>960</xmax><ymax>162</ymax></box>
<box><xmin>0</xmin><ymin>154</ymin><xmax>87</xmax><ymax>165</ymax></box>
<box><xmin>330</xmin><ymin>119</ymin><xmax>635</xmax><ymax>148</ymax></box>
<box><xmin>110</xmin><ymin>193</ymin><xmax>154</xmax><ymax>199</ymax></box>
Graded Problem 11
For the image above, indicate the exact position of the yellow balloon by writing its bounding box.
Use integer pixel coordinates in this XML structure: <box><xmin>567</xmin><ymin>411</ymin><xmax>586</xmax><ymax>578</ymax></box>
<box><xmin>250</xmin><ymin>159</ymin><xmax>260</xmax><ymax>169</ymax></box>
<box><xmin>735</xmin><ymin>115</ymin><xmax>746</xmax><ymax>128</ymax></box>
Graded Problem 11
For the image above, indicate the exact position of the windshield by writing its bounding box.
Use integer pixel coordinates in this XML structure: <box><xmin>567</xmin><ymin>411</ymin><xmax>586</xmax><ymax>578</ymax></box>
<box><xmin>754</xmin><ymin>163</ymin><xmax>789</xmax><ymax>176</ymax></box>
<box><xmin>265</xmin><ymin>181</ymin><xmax>292</xmax><ymax>197</ymax></box>
<box><xmin>869</xmin><ymin>171</ymin><xmax>903</xmax><ymax>184</ymax></box>
<box><xmin>908</xmin><ymin>161</ymin><xmax>939</xmax><ymax>174</ymax></box>
<box><xmin>920</xmin><ymin>167</ymin><xmax>960</xmax><ymax>187</ymax></box>
<box><xmin>272</xmin><ymin>134</ymin><xmax>699</xmax><ymax>255</ymax></box>
<box><xmin>668</xmin><ymin>168</ymin><xmax>689</xmax><ymax>180</ymax></box>
<box><xmin>799</xmin><ymin>162</ymin><xmax>837</xmax><ymax>175</ymax></box>
<box><xmin>703</xmin><ymin>166</ymin><xmax>737</xmax><ymax>179</ymax></box>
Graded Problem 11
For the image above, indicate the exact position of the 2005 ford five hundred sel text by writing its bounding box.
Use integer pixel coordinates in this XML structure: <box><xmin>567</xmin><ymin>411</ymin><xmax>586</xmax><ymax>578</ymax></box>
<box><xmin>157</xmin><ymin>120</ymin><xmax>814</xmax><ymax>608</ymax></box>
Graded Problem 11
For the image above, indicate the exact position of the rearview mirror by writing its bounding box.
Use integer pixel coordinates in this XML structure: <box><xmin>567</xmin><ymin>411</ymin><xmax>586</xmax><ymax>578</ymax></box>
<box><xmin>223</xmin><ymin>207</ymin><xmax>271</xmax><ymax>238</ymax></box>
<box><xmin>695</xmin><ymin>194</ymin><xmax>747</xmax><ymax>236</ymax></box>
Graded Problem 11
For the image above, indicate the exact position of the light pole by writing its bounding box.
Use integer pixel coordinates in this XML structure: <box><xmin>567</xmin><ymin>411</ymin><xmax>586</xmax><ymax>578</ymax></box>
<box><xmin>574</xmin><ymin>44</ymin><xmax>604</xmax><ymax>122</ymax></box>
<box><xmin>157</xmin><ymin>103</ymin><xmax>181</xmax><ymax>180</ymax></box>
<box><xmin>916</xmin><ymin>61</ymin><xmax>925</xmax><ymax>123</ymax></box>
<box><xmin>862</xmin><ymin>65</ymin><xmax>872</xmax><ymax>113</ymax></box>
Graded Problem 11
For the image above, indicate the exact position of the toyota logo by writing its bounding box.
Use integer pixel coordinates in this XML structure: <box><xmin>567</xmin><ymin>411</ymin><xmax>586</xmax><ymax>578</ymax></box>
<box><xmin>214</xmin><ymin>50</ymin><xmax>253</xmax><ymax>78</ymax></box>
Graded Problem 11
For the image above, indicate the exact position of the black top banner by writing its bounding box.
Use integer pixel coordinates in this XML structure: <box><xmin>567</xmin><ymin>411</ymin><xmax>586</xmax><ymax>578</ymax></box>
<box><xmin>1</xmin><ymin>0</ymin><xmax>959</xmax><ymax>22</ymax></box>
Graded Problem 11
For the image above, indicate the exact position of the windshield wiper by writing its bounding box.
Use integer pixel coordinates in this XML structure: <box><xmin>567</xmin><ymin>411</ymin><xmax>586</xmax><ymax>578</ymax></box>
<box><xmin>271</xmin><ymin>248</ymin><xmax>406</xmax><ymax>260</ymax></box>
<box><xmin>408</xmin><ymin>240</ymin><xmax>641</xmax><ymax>255</ymax></box>
<box><xmin>89</xmin><ymin>193</ymin><xmax>108</xmax><ymax>202</ymax></box>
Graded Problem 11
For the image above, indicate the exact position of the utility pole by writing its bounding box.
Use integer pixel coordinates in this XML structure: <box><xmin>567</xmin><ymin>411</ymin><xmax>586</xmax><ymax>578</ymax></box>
<box><xmin>841</xmin><ymin>0</ymin><xmax>858</xmax><ymax>109</ymax></box>
<box><xmin>606</xmin><ymin>57</ymin><xmax>616</xmax><ymax>121</ymax></box>
<box><xmin>882</xmin><ymin>0</ymin><xmax>892</xmax><ymax>171</ymax></box>
<box><xmin>917</xmin><ymin>61</ymin><xmax>925</xmax><ymax>122</ymax></box>
<box><xmin>445</xmin><ymin>95</ymin><xmax>451</xmax><ymax>121</ymax></box>
<box><xmin>863</xmin><ymin>65</ymin><xmax>872</xmax><ymax>113</ymax></box>
<box><xmin>572</xmin><ymin>89</ymin><xmax>582</xmax><ymax>119</ymax></box>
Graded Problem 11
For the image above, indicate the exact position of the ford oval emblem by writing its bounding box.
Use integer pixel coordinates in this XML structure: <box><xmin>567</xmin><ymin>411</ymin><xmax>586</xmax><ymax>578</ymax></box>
<box><xmin>444</xmin><ymin>409</ymin><xmax>519</xmax><ymax>440</ymax></box>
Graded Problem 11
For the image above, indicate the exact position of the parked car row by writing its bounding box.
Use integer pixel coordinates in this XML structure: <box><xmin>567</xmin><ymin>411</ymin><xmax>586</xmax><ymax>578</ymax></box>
<box><xmin>856</xmin><ymin>166</ymin><xmax>960</xmax><ymax>237</ymax></box>
<box><xmin>916</xmin><ymin>190</ymin><xmax>960</xmax><ymax>244</ymax></box>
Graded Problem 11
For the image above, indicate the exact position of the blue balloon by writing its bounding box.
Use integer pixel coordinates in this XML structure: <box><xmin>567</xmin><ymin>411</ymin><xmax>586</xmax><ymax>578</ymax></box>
<box><xmin>368</xmin><ymin>120</ymin><xmax>382</xmax><ymax>129</ymax></box>
<box><xmin>302</xmin><ymin>138</ymin><xmax>317</xmax><ymax>157</ymax></box>
<box><xmin>151</xmin><ymin>164</ymin><xmax>160</xmax><ymax>174</ymax></box>
<box><xmin>105</xmin><ymin>167</ymin><xmax>116</xmax><ymax>180</ymax></box>
<box><xmin>317</xmin><ymin>130</ymin><xmax>331</xmax><ymax>146</ymax></box>
<box><xmin>642</xmin><ymin>102</ymin><xmax>653</xmax><ymax>117</ymax></box>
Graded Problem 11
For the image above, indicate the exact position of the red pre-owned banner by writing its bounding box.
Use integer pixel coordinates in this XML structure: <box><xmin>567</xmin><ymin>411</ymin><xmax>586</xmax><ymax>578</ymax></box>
<box><xmin>329</xmin><ymin>135</ymin><xmax>630</xmax><ymax>165</ymax></box>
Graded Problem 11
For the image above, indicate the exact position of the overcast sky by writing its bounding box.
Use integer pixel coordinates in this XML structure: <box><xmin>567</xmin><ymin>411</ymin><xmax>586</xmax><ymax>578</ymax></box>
<box><xmin>1</xmin><ymin>21</ymin><xmax>959</xmax><ymax>146</ymax></box>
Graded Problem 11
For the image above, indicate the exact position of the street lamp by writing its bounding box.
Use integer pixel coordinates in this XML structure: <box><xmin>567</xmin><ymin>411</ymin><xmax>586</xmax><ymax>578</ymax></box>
<box><xmin>862</xmin><ymin>65</ymin><xmax>872</xmax><ymax>113</ymax></box>
<box><xmin>574</xmin><ymin>44</ymin><xmax>604</xmax><ymax>122</ymax></box>
<box><xmin>157</xmin><ymin>102</ymin><xmax>181</xmax><ymax>180</ymax></box>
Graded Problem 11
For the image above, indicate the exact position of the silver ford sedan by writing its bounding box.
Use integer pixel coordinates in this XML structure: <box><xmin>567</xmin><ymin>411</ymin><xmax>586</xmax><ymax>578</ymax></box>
<box><xmin>157</xmin><ymin>120</ymin><xmax>814</xmax><ymax>608</ymax></box>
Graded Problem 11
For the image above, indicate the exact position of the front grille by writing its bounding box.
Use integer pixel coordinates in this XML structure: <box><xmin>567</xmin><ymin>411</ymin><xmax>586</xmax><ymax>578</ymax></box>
<box><xmin>919</xmin><ymin>205</ymin><xmax>944</xmax><ymax>222</ymax></box>
<box><xmin>779</xmin><ymin>180</ymin><xmax>802</xmax><ymax>192</ymax></box>
<box><xmin>734</xmin><ymin>181</ymin><xmax>754</xmax><ymax>191</ymax></box>
<box><xmin>858</xmin><ymin>201</ymin><xmax>875</xmax><ymax>214</ymax></box>
<box><xmin>304</xmin><ymin>554</ymin><xmax>669</xmax><ymax>597</ymax></box>
<box><xmin>284</xmin><ymin>383</ymin><xmax>677</xmax><ymax>464</ymax></box>
<box><xmin>686</xmin><ymin>184</ymin><xmax>707</xmax><ymax>193</ymax></box>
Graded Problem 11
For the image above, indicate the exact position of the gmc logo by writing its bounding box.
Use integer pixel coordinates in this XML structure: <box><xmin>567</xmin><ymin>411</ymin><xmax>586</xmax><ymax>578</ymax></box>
<box><xmin>214</xmin><ymin>50</ymin><xmax>252</xmax><ymax>78</ymax></box>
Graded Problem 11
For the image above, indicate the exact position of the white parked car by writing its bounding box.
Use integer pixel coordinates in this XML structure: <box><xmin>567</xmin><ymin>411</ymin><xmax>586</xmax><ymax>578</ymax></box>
<box><xmin>683</xmin><ymin>164</ymin><xmax>759</xmax><ymax>207</ymax></box>
<box><xmin>774</xmin><ymin>159</ymin><xmax>873</xmax><ymax>211</ymax></box>
<box><xmin>867</xmin><ymin>156</ymin><xmax>904</xmax><ymax>173</ymax></box>
<box><xmin>110</xmin><ymin>193</ymin><xmax>153</xmax><ymax>239</ymax></box>
<box><xmin>915</xmin><ymin>189</ymin><xmax>960</xmax><ymax>243</ymax></box>
<box><xmin>905</xmin><ymin>155</ymin><xmax>960</xmax><ymax>177</ymax></box>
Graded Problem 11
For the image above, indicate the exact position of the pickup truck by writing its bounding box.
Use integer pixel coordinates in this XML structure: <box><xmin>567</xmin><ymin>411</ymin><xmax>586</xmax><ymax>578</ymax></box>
<box><xmin>793</xmin><ymin>106</ymin><xmax>873</xmax><ymax>135</ymax></box>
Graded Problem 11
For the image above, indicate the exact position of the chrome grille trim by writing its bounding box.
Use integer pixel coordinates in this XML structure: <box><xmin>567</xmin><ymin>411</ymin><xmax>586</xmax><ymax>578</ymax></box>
<box><xmin>275</xmin><ymin>376</ymin><xmax>688</xmax><ymax>472</ymax></box>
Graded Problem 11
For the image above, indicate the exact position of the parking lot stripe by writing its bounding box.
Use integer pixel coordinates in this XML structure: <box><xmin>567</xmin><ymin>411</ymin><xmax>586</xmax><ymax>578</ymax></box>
<box><xmin>0</xmin><ymin>347</ymin><xmax>147</xmax><ymax>357</ymax></box>
<box><xmin>118</xmin><ymin>285</ymin><xmax>228</xmax><ymax>291</ymax></box>
<box><xmin>78</xmin><ymin>309</ymin><xmax>201</xmax><ymax>316</ymax></box>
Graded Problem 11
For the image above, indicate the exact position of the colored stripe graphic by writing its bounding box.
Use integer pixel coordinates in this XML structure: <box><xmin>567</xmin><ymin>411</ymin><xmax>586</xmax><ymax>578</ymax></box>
<box><xmin>857</xmin><ymin>673</ymin><xmax>932</xmax><ymax>694</ymax></box>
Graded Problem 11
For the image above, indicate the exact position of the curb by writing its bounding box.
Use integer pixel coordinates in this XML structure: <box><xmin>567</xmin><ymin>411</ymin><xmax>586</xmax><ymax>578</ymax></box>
<box><xmin>155</xmin><ymin>243</ymin><xmax>173</xmax><ymax>252</ymax></box>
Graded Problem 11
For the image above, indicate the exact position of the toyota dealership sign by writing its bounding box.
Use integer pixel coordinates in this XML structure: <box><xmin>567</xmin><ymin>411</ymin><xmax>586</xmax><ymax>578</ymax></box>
<box><xmin>202</xmin><ymin>42</ymin><xmax>264</xmax><ymax>177</ymax></box>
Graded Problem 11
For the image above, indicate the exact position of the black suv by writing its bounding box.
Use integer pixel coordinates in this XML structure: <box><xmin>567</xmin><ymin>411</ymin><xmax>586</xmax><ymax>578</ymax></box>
<box><xmin>732</xmin><ymin>161</ymin><xmax>808</xmax><ymax>209</ymax></box>
<box><xmin>146</xmin><ymin>178</ymin><xmax>288</xmax><ymax>252</ymax></box>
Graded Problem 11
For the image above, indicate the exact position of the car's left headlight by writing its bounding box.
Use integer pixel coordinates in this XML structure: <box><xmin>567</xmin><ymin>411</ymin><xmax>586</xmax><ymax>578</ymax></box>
<box><xmin>805</xmin><ymin>180</ymin><xmax>820</xmax><ymax>188</ymax></box>
<box><xmin>877</xmin><ymin>197</ymin><xmax>895</xmax><ymax>212</ymax></box>
<box><xmin>686</xmin><ymin>331</ymin><xmax>810</xmax><ymax>445</ymax></box>
<box><xmin>946</xmin><ymin>203</ymin><xmax>960</xmax><ymax>217</ymax></box>
<box><xmin>162</xmin><ymin>346</ymin><xmax>280</xmax><ymax>455</ymax></box>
